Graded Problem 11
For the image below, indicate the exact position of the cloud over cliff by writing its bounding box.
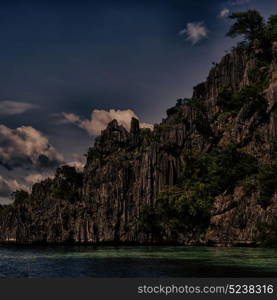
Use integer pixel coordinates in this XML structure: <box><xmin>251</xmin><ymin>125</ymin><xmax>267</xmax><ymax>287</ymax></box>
<box><xmin>24</xmin><ymin>173</ymin><xmax>53</xmax><ymax>185</ymax></box>
<box><xmin>0</xmin><ymin>176</ymin><xmax>29</xmax><ymax>197</ymax></box>
<box><xmin>61</xmin><ymin>109</ymin><xmax>153</xmax><ymax>136</ymax></box>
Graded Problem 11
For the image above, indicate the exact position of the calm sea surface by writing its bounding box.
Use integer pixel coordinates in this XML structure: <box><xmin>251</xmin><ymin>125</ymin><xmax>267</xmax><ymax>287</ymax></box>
<box><xmin>0</xmin><ymin>245</ymin><xmax>276</xmax><ymax>278</ymax></box>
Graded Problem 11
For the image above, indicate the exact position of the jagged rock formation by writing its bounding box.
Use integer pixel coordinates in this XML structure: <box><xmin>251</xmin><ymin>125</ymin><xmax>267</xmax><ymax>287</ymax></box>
<box><xmin>0</xmin><ymin>39</ymin><xmax>276</xmax><ymax>246</ymax></box>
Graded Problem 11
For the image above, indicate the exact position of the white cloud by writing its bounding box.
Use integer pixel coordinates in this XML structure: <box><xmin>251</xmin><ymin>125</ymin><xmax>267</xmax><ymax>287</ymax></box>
<box><xmin>65</xmin><ymin>153</ymin><xmax>85</xmax><ymax>172</ymax></box>
<box><xmin>0</xmin><ymin>101</ymin><xmax>38</xmax><ymax>116</ymax></box>
<box><xmin>25</xmin><ymin>173</ymin><xmax>53</xmax><ymax>185</ymax></box>
<box><xmin>0</xmin><ymin>175</ymin><xmax>29</xmax><ymax>197</ymax></box>
<box><xmin>228</xmin><ymin>0</ymin><xmax>250</xmax><ymax>5</ymax></box>
<box><xmin>61</xmin><ymin>109</ymin><xmax>153</xmax><ymax>136</ymax></box>
<box><xmin>179</xmin><ymin>22</ymin><xmax>208</xmax><ymax>45</ymax></box>
<box><xmin>65</xmin><ymin>161</ymin><xmax>85</xmax><ymax>172</ymax></box>
<box><xmin>59</xmin><ymin>113</ymin><xmax>81</xmax><ymax>124</ymax></box>
<box><xmin>0</xmin><ymin>125</ymin><xmax>64</xmax><ymax>170</ymax></box>
<box><xmin>220</xmin><ymin>8</ymin><xmax>230</xmax><ymax>18</ymax></box>
<box><xmin>0</xmin><ymin>196</ymin><xmax>13</xmax><ymax>205</ymax></box>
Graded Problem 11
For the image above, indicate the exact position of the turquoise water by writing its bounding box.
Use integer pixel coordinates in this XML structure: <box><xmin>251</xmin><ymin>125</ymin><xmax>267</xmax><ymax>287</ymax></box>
<box><xmin>0</xmin><ymin>245</ymin><xmax>276</xmax><ymax>278</ymax></box>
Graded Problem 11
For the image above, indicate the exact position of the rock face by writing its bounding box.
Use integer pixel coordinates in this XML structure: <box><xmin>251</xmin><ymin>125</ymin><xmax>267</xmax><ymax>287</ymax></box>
<box><xmin>0</xmin><ymin>42</ymin><xmax>276</xmax><ymax>246</ymax></box>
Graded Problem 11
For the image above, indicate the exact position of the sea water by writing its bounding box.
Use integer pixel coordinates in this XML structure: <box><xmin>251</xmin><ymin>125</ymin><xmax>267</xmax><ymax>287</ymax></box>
<box><xmin>0</xmin><ymin>245</ymin><xmax>276</xmax><ymax>278</ymax></box>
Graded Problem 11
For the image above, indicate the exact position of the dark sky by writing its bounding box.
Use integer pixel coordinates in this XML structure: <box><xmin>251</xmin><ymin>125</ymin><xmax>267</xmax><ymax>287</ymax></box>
<box><xmin>0</xmin><ymin>0</ymin><xmax>276</xmax><ymax>203</ymax></box>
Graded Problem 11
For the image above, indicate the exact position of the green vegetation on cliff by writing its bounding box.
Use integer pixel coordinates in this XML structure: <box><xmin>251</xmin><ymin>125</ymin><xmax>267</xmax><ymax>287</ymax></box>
<box><xmin>140</xmin><ymin>10</ymin><xmax>277</xmax><ymax>245</ymax></box>
<box><xmin>141</xmin><ymin>144</ymin><xmax>259</xmax><ymax>238</ymax></box>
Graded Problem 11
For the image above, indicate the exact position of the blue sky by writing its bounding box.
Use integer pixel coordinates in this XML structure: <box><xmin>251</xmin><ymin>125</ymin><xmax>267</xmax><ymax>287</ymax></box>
<box><xmin>0</xmin><ymin>0</ymin><xmax>276</xmax><ymax>203</ymax></box>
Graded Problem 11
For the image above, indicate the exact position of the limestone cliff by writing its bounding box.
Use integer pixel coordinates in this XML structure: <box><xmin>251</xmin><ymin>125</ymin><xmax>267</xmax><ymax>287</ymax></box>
<box><xmin>0</xmin><ymin>40</ymin><xmax>276</xmax><ymax>246</ymax></box>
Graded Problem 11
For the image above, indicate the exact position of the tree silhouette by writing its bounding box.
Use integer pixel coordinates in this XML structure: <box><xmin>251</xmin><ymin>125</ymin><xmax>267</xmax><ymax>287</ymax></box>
<box><xmin>266</xmin><ymin>14</ymin><xmax>277</xmax><ymax>42</ymax></box>
<box><xmin>226</xmin><ymin>10</ymin><xmax>265</xmax><ymax>43</ymax></box>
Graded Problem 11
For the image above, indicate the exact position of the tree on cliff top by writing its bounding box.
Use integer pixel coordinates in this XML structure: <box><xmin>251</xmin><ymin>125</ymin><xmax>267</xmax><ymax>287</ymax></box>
<box><xmin>226</xmin><ymin>10</ymin><xmax>265</xmax><ymax>43</ymax></box>
<box><xmin>266</xmin><ymin>14</ymin><xmax>277</xmax><ymax>41</ymax></box>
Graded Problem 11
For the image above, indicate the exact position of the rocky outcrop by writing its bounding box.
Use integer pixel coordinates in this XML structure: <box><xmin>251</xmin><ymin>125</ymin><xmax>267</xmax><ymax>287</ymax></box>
<box><xmin>0</xmin><ymin>41</ymin><xmax>276</xmax><ymax>246</ymax></box>
<box><xmin>207</xmin><ymin>187</ymin><xmax>277</xmax><ymax>246</ymax></box>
